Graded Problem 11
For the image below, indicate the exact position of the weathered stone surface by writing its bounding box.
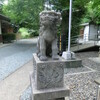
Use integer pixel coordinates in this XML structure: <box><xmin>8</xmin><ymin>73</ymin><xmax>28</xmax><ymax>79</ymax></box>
<box><xmin>94</xmin><ymin>78</ymin><xmax>100</xmax><ymax>85</ymax></box>
<box><xmin>30</xmin><ymin>10</ymin><xmax>70</xmax><ymax>100</ymax></box>
<box><xmin>37</xmin><ymin>11</ymin><xmax>62</xmax><ymax>61</ymax></box>
<box><xmin>62</xmin><ymin>51</ymin><xmax>75</xmax><ymax>60</ymax></box>
<box><xmin>30</xmin><ymin>73</ymin><xmax>70</xmax><ymax>100</ymax></box>
<box><xmin>89</xmin><ymin>57</ymin><xmax>100</xmax><ymax>64</ymax></box>
<box><xmin>65</xmin><ymin>59</ymin><xmax>82</xmax><ymax>68</ymax></box>
<box><xmin>97</xmin><ymin>86</ymin><xmax>100</xmax><ymax>100</ymax></box>
<box><xmin>94</xmin><ymin>78</ymin><xmax>100</xmax><ymax>100</ymax></box>
<box><xmin>33</xmin><ymin>53</ymin><xmax>66</xmax><ymax>89</ymax></box>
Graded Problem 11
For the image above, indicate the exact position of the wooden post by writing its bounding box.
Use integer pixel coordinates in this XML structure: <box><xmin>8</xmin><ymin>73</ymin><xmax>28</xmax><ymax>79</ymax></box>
<box><xmin>60</xmin><ymin>34</ymin><xmax>62</xmax><ymax>51</ymax></box>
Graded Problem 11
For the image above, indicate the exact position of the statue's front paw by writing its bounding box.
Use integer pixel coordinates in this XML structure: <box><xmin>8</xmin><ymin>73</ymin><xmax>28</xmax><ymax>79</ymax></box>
<box><xmin>52</xmin><ymin>55</ymin><xmax>59</xmax><ymax>60</ymax></box>
<box><xmin>40</xmin><ymin>56</ymin><xmax>47</xmax><ymax>61</ymax></box>
<box><xmin>37</xmin><ymin>53</ymin><xmax>41</xmax><ymax>57</ymax></box>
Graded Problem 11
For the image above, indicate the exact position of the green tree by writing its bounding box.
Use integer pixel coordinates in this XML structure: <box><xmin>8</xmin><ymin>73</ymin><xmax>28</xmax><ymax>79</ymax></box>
<box><xmin>91</xmin><ymin>0</ymin><xmax>100</xmax><ymax>24</ymax></box>
<box><xmin>3</xmin><ymin>0</ymin><xmax>44</xmax><ymax>29</ymax></box>
<box><xmin>51</xmin><ymin>0</ymin><xmax>91</xmax><ymax>35</ymax></box>
<box><xmin>50</xmin><ymin>0</ymin><xmax>91</xmax><ymax>51</ymax></box>
<box><xmin>0</xmin><ymin>0</ymin><xmax>4</xmax><ymax>13</ymax></box>
<box><xmin>82</xmin><ymin>0</ymin><xmax>100</xmax><ymax>24</ymax></box>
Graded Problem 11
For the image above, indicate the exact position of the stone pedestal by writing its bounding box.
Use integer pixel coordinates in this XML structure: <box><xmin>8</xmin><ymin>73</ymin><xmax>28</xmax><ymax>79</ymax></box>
<box><xmin>65</xmin><ymin>58</ymin><xmax>82</xmax><ymax>68</ymax></box>
<box><xmin>30</xmin><ymin>54</ymin><xmax>70</xmax><ymax>100</ymax></box>
<box><xmin>62</xmin><ymin>51</ymin><xmax>82</xmax><ymax>68</ymax></box>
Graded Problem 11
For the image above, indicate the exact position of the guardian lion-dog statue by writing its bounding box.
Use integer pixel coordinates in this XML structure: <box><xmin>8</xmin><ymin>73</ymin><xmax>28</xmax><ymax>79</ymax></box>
<box><xmin>37</xmin><ymin>11</ymin><xmax>61</xmax><ymax>61</ymax></box>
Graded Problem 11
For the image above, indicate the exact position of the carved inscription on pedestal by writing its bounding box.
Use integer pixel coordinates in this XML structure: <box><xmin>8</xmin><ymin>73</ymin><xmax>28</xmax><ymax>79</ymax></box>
<box><xmin>37</xmin><ymin>62</ymin><xmax>64</xmax><ymax>89</ymax></box>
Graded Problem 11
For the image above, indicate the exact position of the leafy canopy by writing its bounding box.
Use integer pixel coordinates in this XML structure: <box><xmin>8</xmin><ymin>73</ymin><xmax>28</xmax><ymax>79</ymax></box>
<box><xmin>82</xmin><ymin>0</ymin><xmax>100</xmax><ymax>24</ymax></box>
<box><xmin>3</xmin><ymin>0</ymin><xmax>44</xmax><ymax>29</ymax></box>
<box><xmin>50</xmin><ymin>0</ymin><xmax>91</xmax><ymax>37</ymax></box>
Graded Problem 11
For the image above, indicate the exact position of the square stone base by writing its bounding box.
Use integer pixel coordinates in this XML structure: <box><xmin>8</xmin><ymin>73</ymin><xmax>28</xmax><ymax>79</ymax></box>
<box><xmin>30</xmin><ymin>73</ymin><xmax>70</xmax><ymax>100</ymax></box>
<box><xmin>65</xmin><ymin>58</ymin><xmax>82</xmax><ymax>68</ymax></box>
<box><xmin>33</xmin><ymin>54</ymin><xmax>67</xmax><ymax>90</ymax></box>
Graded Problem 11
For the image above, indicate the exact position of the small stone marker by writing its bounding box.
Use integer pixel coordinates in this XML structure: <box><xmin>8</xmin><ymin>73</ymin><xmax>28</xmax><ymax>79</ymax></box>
<box><xmin>94</xmin><ymin>78</ymin><xmax>100</xmax><ymax>100</ymax></box>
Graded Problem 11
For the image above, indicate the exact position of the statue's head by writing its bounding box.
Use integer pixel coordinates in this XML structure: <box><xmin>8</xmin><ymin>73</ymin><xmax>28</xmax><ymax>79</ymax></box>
<box><xmin>39</xmin><ymin>11</ymin><xmax>61</xmax><ymax>26</ymax></box>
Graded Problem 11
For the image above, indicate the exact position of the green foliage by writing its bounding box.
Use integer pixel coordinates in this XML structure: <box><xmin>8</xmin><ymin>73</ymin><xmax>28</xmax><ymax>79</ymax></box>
<box><xmin>2</xmin><ymin>0</ymin><xmax>100</xmax><ymax>40</ymax></box>
<box><xmin>28</xmin><ymin>29</ymin><xmax>39</xmax><ymax>37</ymax></box>
<box><xmin>0</xmin><ymin>0</ymin><xmax>4</xmax><ymax>13</ymax></box>
<box><xmin>81</xmin><ymin>0</ymin><xmax>100</xmax><ymax>24</ymax></box>
<box><xmin>18</xmin><ymin>28</ymin><xmax>38</xmax><ymax>39</ymax></box>
<box><xmin>50</xmin><ymin>0</ymin><xmax>91</xmax><ymax>38</ymax></box>
<box><xmin>18</xmin><ymin>28</ymin><xmax>30</xmax><ymax>38</ymax></box>
<box><xmin>2</xmin><ymin>33</ymin><xmax>16</xmax><ymax>43</ymax></box>
<box><xmin>3</xmin><ymin>0</ymin><xmax>44</xmax><ymax>29</ymax></box>
<box><xmin>50</xmin><ymin>0</ymin><xmax>69</xmax><ymax>11</ymax></box>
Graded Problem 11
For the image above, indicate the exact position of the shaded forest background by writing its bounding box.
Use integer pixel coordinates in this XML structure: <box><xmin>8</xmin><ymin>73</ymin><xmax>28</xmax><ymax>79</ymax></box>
<box><xmin>0</xmin><ymin>0</ymin><xmax>100</xmax><ymax>38</ymax></box>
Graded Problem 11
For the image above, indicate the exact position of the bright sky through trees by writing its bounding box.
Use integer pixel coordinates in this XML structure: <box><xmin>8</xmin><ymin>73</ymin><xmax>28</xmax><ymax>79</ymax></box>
<box><xmin>4</xmin><ymin>0</ymin><xmax>8</xmax><ymax>5</ymax></box>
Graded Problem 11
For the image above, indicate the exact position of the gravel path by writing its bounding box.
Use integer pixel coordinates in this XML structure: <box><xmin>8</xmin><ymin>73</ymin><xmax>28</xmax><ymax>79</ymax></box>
<box><xmin>0</xmin><ymin>39</ymin><xmax>37</xmax><ymax>81</ymax></box>
<box><xmin>65</xmin><ymin>72</ymin><xmax>100</xmax><ymax>100</ymax></box>
<box><xmin>21</xmin><ymin>51</ymin><xmax>100</xmax><ymax>100</ymax></box>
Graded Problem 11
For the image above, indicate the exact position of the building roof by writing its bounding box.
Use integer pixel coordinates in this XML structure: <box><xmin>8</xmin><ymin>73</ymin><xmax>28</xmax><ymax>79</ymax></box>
<box><xmin>80</xmin><ymin>23</ymin><xmax>89</xmax><ymax>26</ymax></box>
<box><xmin>0</xmin><ymin>14</ymin><xmax>10</xmax><ymax>22</ymax></box>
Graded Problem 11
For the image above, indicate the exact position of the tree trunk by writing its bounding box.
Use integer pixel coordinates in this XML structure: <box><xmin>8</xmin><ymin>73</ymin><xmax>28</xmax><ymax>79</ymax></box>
<box><xmin>61</xmin><ymin>10</ymin><xmax>69</xmax><ymax>52</ymax></box>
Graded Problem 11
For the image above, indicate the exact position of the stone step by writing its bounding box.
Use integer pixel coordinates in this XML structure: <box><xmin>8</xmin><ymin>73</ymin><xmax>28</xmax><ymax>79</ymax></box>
<box><xmin>0</xmin><ymin>60</ymin><xmax>33</xmax><ymax>100</ymax></box>
<box><xmin>70</xmin><ymin>43</ymin><xmax>95</xmax><ymax>52</ymax></box>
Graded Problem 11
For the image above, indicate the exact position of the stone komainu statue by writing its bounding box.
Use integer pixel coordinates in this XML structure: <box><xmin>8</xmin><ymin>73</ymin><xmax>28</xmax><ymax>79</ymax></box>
<box><xmin>37</xmin><ymin>11</ymin><xmax>61</xmax><ymax>61</ymax></box>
